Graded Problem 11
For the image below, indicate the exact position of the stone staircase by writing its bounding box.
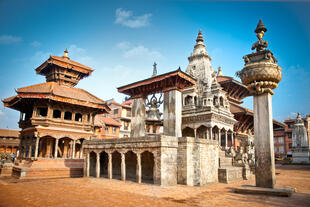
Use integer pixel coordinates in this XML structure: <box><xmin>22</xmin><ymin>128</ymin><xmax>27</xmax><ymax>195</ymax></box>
<box><xmin>12</xmin><ymin>159</ymin><xmax>84</xmax><ymax>179</ymax></box>
<box><xmin>218</xmin><ymin>150</ymin><xmax>243</xmax><ymax>183</ymax></box>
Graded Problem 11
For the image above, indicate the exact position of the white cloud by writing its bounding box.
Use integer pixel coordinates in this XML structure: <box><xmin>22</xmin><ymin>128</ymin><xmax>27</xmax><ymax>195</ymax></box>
<box><xmin>0</xmin><ymin>35</ymin><xmax>22</xmax><ymax>44</ymax></box>
<box><xmin>116</xmin><ymin>41</ymin><xmax>162</xmax><ymax>60</ymax></box>
<box><xmin>115</xmin><ymin>8</ymin><xmax>151</xmax><ymax>28</ymax></box>
<box><xmin>30</xmin><ymin>41</ymin><xmax>41</xmax><ymax>47</ymax></box>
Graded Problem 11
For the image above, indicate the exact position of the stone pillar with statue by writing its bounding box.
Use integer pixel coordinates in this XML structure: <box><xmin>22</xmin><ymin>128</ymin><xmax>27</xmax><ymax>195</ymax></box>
<box><xmin>234</xmin><ymin>19</ymin><xmax>294</xmax><ymax>196</ymax></box>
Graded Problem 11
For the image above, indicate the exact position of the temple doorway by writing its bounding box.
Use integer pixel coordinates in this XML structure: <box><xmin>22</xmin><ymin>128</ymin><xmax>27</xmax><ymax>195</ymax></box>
<box><xmin>112</xmin><ymin>151</ymin><xmax>121</xmax><ymax>180</ymax></box>
<box><xmin>125</xmin><ymin>151</ymin><xmax>137</xmax><ymax>182</ymax></box>
<box><xmin>100</xmin><ymin>151</ymin><xmax>108</xmax><ymax>178</ymax></box>
<box><xmin>89</xmin><ymin>151</ymin><xmax>96</xmax><ymax>177</ymax></box>
<box><xmin>141</xmin><ymin>151</ymin><xmax>154</xmax><ymax>184</ymax></box>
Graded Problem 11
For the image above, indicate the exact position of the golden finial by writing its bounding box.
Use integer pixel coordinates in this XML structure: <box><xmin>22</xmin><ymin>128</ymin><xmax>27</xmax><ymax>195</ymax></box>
<box><xmin>217</xmin><ymin>66</ymin><xmax>223</xmax><ymax>76</ymax></box>
<box><xmin>64</xmin><ymin>48</ymin><xmax>69</xmax><ymax>59</ymax></box>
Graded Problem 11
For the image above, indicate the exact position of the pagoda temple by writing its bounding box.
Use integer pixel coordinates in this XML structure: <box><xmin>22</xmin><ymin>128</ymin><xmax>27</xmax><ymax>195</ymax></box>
<box><xmin>2</xmin><ymin>49</ymin><xmax>109</xmax><ymax>178</ymax></box>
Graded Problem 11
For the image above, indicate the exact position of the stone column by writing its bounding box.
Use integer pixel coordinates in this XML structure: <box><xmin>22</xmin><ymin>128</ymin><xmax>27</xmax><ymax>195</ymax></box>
<box><xmin>108</xmin><ymin>153</ymin><xmax>112</xmax><ymax>179</ymax></box>
<box><xmin>254</xmin><ymin>93</ymin><xmax>275</xmax><ymax>188</ymax></box>
<box><xmin>121</xmin><ymin>153</ymin><xmax>126</xmax><ymax>181</ymax></box>
<box><xmin>231</xmin><ymin>132</ymin><xmax>234</xmax><ymax>148</ymax></box>
<box><xmin>34</xmin><ymin>136</ymin><xmax>40</xmax><ymax>159</ymax></box>
<box><xmin>72</xmin><ymin>140</ymin><xmax>76</xmax><ymax>159</ymax></box>
<box><xmin>96</xmin><ymin>153</ymin><xmax>100</xmax><ymax>178</ymax></box>
<box><xmin>218</xmin><ymin>129</ymin><xmax>221</xmax><ymax>146</ymax></box>
<box><xmin>163</xmin><ymin>90</ymin><xmax>182</xmax><ymax>137</ymax></box>
<box><xmin>225</xmin><ymin>131</ymin><xmax>228</xmax><ymax>148</ymax></box>
<box><xmin>63</xmin><ymin>140</ymin><xmax>68</xmax><ymax>158</ymax></box>
<box><xmin>54</xmin><ymin>139</ymin><xmax>59</xmax><ymax>158</ymax></box>
<box><xmin>130</xmin><ymin>97</ymin><xmax>146</xmax><ymax>138</ymax></box>
<box><xmin>136</xmin><ymin>153</ymin><xmax>142</xmax><ymax>184</ymax></box>
<box><xmin>70</xmin><ymin>141</ymin><xmax>73</xmax><ymax>158</ymax></box>
<box><xmin>209</xmin><ymin>128</ymin><xmax>213</xmax><ymax>140</ymax></box>
<box><xmin>194</xmin><ymin>128</ymin><xmax>197</xmax><ymax>138</ymax></box>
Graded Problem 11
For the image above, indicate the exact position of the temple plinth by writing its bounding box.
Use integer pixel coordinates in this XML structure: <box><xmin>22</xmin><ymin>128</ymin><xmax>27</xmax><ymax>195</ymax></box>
<box><xmin>118</xmin><ymin>68</ymin><xmax>196</xmax><ymax>138</ymax></box>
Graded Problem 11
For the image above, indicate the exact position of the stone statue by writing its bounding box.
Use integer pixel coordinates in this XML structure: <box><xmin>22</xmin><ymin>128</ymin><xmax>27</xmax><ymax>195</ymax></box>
<box><xmin>251</xmin><ymin>19</ymin><xmax>268</xmax><ymax>52</ymax></box>
<box><xmin>146</xmin><ymin>93</ymin><xmax>163</xmax><ymax>120</ymax></box>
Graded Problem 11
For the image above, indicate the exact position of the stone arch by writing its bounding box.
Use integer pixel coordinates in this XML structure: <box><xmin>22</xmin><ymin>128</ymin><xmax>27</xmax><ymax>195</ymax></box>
<box><xmin>100</xmin><ymin>151</ymin><xmax>108</xmax><ymax>178</ymax></box>
<box><xmin>141</xmin><ymin>151</ymin><xmax>154</xmax><ymax>184</ymax></box>
<box><xmin>220</xmin><ymin>128</ymin><xmax>226</xmax><ymax>147</ymax></box>
<box><xmin>197</xmin><ymin>125</ymin><xmax>208</xmax><ymax>139</ymax></box>
<box><xmin>58</xmin><ymin>137</ymin><xmax>74</xmax><ymax>158</ymax></box>
<box><xmin>125</xmin><ymin>151</ymin><xmax>137</xmax><ymax>182</ymax></box>
<box><xmin>112</xmin><ymin>151</ymin><xmax>121</xmax><ymax>180</ymax></box>
<box><xmin>212</xmin><ymin>126</ymin><xmax>219</xmax><ymax>140</ymax></box>
<box><xmin>89</xmin><ymin>151</ymin><xmax>96</xmax><ymax>177</ymax></box>
<box><xmin>39</xmin><ymin>136</ymin><xmax>56</xmax><ymax>158</ymax></box>
<box><xmin>185</xmin><ymin>95</ymin><xmax>192</xmax><ymax>105</ymax></box>
<box><xmin>75</xmin><ymin>138</ymin><xmax>85</xmax><ymax>159</ymax></box>
<box><xmin>182</xmin><ymin>127</ymin><xmax>195</xmax><ymax>137</ymax></box>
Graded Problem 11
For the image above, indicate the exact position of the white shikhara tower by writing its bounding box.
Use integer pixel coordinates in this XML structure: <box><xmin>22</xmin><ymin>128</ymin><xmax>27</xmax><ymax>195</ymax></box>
<box><xmin>186</xmin><ymin>30</ymin><xmax>213</xmax><ymax>89</ymax></box>
<box><xmin>182</xmin><ymin>30</ymin><xmax>236</xmax><ymax>148</ymax></box>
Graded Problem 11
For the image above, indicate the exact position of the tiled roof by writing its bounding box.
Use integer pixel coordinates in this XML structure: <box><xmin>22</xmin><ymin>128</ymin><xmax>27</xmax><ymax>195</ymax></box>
<box><xmin>95</xmin><ymin>115</ymin><xmax>121</xmax><ymax>127</ymax></box>
<box><xmin>0</xmin><ymin>129</ymin><xmax>19</xmax><ymax>138</ymax></box>
<box><xmin>3</xmin><ymin>82</ymin><xmax>109</xmax><ymax>111</ymax></box>
<box><xmin>35</xmin><ymin>55</ymin><xmax>93</xmax><ymax>75</ymax></box>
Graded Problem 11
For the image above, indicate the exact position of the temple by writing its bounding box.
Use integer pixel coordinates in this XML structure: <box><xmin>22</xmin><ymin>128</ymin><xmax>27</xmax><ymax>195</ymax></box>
<box><xmin>2</xmin><ymin>50</ymin><xmax>110</xmax><ymax>178</ymax></box>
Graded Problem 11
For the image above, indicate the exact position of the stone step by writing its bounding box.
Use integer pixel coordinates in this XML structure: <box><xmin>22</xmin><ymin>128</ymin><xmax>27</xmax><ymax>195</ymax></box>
<box><xmin>219</xmin><ymin>157</ymin><xmax>233</xmax><ymax>168</ymax></box>
<box><xmin>218</xmin><ymin>166</ymin><xmax>243</xmax><ymax>183</ymax></box>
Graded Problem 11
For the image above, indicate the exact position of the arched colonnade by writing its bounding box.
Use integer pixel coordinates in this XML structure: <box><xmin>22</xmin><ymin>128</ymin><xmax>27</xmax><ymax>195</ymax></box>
<box><xmin>86</xmin><ymin>149</ymin><xmax>155</xmax><ymax>184</ymax></box>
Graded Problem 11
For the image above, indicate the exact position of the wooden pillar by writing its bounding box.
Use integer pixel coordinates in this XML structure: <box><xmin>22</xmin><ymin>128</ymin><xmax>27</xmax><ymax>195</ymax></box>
<box><xmin>28</xmin><ymin>137</ymin><xmax>33</xmax><ymax>158</ymax></box>
<box><xmin>54</xmin><ymin>139</ymin><xmax>59</xmax><ymax>158</ymax></box>
<box><xmin>136</xmin><ymin>153</ymin><xmax>141</xmax><ymax>184</ymax></box>
<box><xmin>232</xmin><ymin>132</ymin><xmax>234</xmax><ymax>148</ymax></box>
<box><xmin>96</xmin><ymin>152</ymin><xmax>100</xmax><ymax>178</ymax></box>
<box><xmin>34</xmin><ymin>136</ymin><xmax>40</xmax><ymax>158</ymax></box>
<box><xmin>108</xmin><ymin>153</ymin><xmax>112</xmax><ymax>179</ymax></box>
<box><xmin>121</xmin><ymin>153</ymin><xmax>126</xmax><ymax>181</ymax></box>
<box><xmin>194</xmin><ymin>128</ymin><xmax>197</xmax><ymax>138</ymax></box>
<box><xmin>63</xmin><ymin>140</ymin><xmax>68</xmax><ymax>158</ymax></box>
<box><xmin>72</xmin><ymin>140</ymin><xmax>76</xmax><ymax>159</ymax></box>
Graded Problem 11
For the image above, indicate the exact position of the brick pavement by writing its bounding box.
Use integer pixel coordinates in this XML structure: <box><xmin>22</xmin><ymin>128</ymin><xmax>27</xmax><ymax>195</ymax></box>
<box><xmin>0</xmin><ymin>165</ymin><xmax>309</xmax><ymax>207</ymax></box>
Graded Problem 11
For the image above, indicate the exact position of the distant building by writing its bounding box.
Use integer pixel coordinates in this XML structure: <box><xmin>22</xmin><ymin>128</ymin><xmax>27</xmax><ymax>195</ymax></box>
<box><xmin>0</xmin><ymin>129</ymin><xmax>20</xmax><ymax>155</ymax></box>
<box><xmin>94</xmin><ymin>116</ymin><xmax>121</xmax><ymax>139</ymax></box>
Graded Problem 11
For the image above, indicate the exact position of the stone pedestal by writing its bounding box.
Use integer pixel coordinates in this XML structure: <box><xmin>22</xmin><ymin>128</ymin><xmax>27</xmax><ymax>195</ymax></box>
<box><xmin>163</xmin><ymin>90</ymin><xmax>182</xmax><ymax>137</ymax></box>
<box><xmin>292</xmin><ymin>148</ymin><xmax>310</xmax><ymax>163</ymax></box>
<box><xmin>130</xmin><ymin>98</ymin><xmax>146</xmax><ymax>137</ymax></box>
<box><xmin>254</xmin><ymin>93</ymin><xmax>275</xmax><ymax>188</ymax></box>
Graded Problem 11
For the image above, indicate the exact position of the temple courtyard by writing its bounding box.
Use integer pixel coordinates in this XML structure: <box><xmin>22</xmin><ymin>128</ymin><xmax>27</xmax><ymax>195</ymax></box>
<box><xmin>0</xmin><ymin>164</ymin><xmax>309</xmax><ymax>207</ymax></box>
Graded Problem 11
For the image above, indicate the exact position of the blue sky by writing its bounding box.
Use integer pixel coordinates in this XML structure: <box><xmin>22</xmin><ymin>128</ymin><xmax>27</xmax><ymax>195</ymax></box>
<box><xmin>0</xmin><ymin>0</ymin><xmax>309</xmax><ymax>129</ymax></box>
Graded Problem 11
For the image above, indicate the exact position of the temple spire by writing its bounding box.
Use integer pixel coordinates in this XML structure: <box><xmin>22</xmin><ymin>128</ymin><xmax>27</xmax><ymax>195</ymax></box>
<box><xmin>152</xmin><ymin>62</ymin><xmax>157</xmax><ymax>77</ymax></box>
<box><xmin>63</xmin><ymin>48</ymin><xmax>69</xmax><ymax>59</ymax></box>
<box><xmin>217</xmin><ymin>66</ymin><xmax>223</xmax><ymax>76</ymax></box>
<box><xmin>196</xmin><ymin>29</ymin><xmax>204</xmax><ymax>43</ymax></box>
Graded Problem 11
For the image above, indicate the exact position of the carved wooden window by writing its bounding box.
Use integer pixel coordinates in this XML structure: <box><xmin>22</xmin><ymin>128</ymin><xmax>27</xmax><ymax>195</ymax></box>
<box><xmin>37</xmin><ymin>107</ymin><xmax>47</xmax><ymax>117</ymax></box>
<box><xmin>64</xmin><ymin>111</ymin><xmax>72</xmax><ymax>120</ymax></box>
<box><xmin>75</xmin><ymin>113</ymin><xmax>82</xmax><ymax>122</ymax></box>
<box><xmin>53</xmin><ymin>110</ymin><xmax>61</xmax><ymax>119</ymax></box>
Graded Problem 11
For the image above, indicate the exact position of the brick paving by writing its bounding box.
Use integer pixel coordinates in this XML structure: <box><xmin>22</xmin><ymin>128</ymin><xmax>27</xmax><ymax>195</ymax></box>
<box><xmin>0</xmin><ymin>165</ymin><xmax>309</xmax><ymax>207</ymax></box>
